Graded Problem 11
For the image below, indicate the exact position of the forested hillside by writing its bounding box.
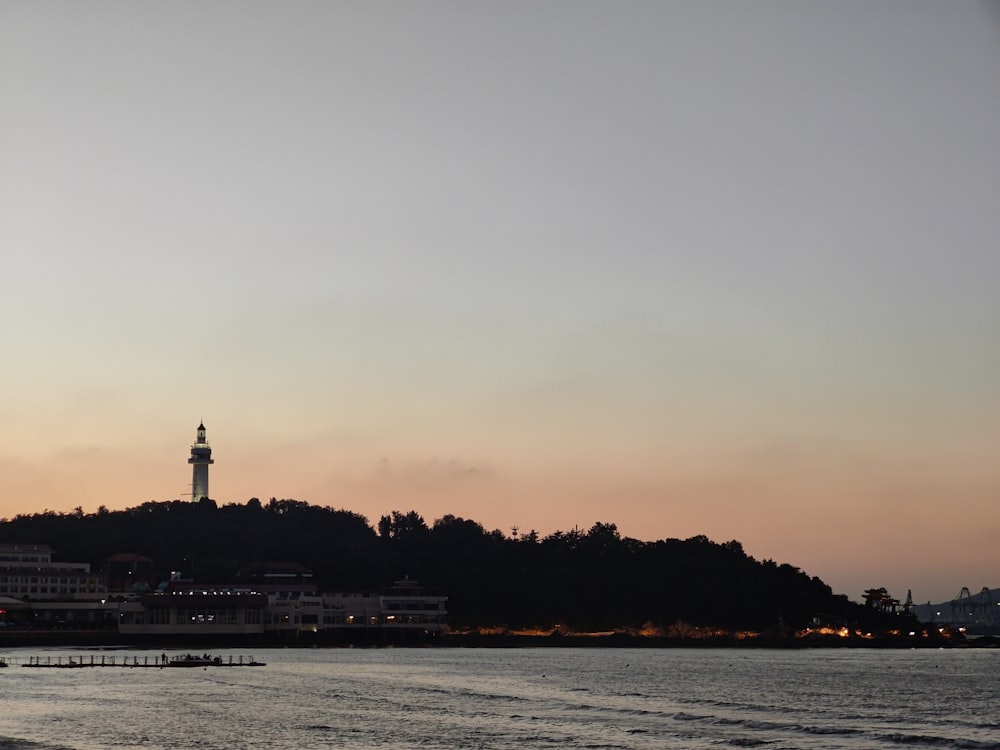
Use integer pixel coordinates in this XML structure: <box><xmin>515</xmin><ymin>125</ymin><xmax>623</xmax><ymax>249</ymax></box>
<box><xmin>1</xmin><ymin>499</ymin><xmax>892</xmax><ymax>632</ymax></box>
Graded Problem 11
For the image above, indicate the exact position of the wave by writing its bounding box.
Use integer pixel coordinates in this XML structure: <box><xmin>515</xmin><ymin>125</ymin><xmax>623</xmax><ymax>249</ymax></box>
<box><xmin>668</xmin><ymin>712</ymin><xmax>998</xmax><ymax>749</ymax></box>
<box><xmin>0</xmin><ymin>737</ymin><xmax>72</xmax><ymax>750</ymax></box>
<box><xmin>493</xmin><ymin>694</ymin><xmax>1000</xmax><ymax>750</ymax></box>
<box><xmin>674</xmin><ymin>711</ymin><xmax>712</xmax><ymax>721</ymax></box>
<box><xmin>877</xmin><ymin>734</ymin><xmax>1000</xmax><ymax>749</ymax></box>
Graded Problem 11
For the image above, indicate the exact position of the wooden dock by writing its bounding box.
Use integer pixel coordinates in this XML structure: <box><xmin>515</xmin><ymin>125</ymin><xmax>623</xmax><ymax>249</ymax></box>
<box><xmin>14</xmin><ymin>654</ymin><xmax>265</xmax><ymax>669</ymax></box>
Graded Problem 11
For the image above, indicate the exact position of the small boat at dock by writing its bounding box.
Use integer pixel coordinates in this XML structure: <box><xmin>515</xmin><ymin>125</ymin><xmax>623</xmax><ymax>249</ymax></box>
<box><xmin>167</xmin><ymin>653</ymin><xmax>222</xmax><ymax>667</ymax></box>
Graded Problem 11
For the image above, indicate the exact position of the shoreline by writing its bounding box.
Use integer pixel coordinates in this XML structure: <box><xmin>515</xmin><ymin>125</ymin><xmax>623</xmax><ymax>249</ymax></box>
<box><xmin>2</xmin><ymin>629</ymin><xmax>997</xmax><ymax>650</ymax></box>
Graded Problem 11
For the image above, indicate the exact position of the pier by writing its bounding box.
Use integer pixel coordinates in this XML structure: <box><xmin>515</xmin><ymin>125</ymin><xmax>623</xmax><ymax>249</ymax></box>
<box><xmin>14</xmin><ymin>654</ymin><xmax>265</xmax><ymax>668</ymax></box>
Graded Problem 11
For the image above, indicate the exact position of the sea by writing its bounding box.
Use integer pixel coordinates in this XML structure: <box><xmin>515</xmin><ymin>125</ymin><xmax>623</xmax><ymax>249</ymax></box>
<box><xmin>1</xmin><ymin>646</ymin><xmax>998</xmax><ymax>749</ymax></box>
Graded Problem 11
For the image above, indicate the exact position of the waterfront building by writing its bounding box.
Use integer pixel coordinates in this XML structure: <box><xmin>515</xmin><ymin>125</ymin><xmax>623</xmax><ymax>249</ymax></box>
<box><xmin>117</xmin><ymin>591</ymin><xmax>268</xmax><ymax>637</ymax></box>
<box><xmin>0</xmin><ymin>543</ymin><xmax>106</xmax><ymax>601</ymax></box>
<box><xmin>115</xmin><ymin>579</ymin><xmax>448</xmax><ymax>640</ymax></box>
<box><xmin>377</xmin><ymin>578</ymin><xmax>449</xmax><ymax>630</ymax></box>
<box><xmin>0</xmin><ymin>543</ymin><xmax>114</xmax><ymax>630</ymax></box>
<box><xmin>275</xmin><ymin>579</ymin><xmax>448</xmax><ymax>635</ymax></box>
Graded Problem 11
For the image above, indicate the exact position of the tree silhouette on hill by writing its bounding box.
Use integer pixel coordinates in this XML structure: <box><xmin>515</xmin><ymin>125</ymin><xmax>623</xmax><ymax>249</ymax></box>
<box><xmin>0</xmin><ymin>499</ymin><xmax>900</xmax><ymax>633</ymax></box>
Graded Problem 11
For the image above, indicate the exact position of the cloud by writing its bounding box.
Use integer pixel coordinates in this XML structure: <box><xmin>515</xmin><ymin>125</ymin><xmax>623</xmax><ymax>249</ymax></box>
<box><xmin>374</xmin><ymin>457</ymin><xmax>496</xmax><ymax>486</ymax></box>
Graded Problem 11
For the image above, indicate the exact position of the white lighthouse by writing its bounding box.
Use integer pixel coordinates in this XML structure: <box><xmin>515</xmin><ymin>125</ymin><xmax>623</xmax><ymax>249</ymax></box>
<box><xmin>188</xmin><ymin>421</ymin><xmax>214</xmax><ymax>502</ymax></box>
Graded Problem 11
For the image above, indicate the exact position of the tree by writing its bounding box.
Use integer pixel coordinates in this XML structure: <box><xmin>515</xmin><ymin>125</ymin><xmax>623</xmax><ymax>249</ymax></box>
<box><xmin>378</xmin><ymin>510</ymin><xmax>428</xmax><ymax>540</ymax></box>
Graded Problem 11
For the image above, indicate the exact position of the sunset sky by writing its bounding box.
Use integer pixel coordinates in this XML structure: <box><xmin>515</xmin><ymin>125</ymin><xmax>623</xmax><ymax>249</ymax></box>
<box><xmin>2</xmin><ymin>2</ymin><xmax>998</xmax><ymax>605</ymax></box>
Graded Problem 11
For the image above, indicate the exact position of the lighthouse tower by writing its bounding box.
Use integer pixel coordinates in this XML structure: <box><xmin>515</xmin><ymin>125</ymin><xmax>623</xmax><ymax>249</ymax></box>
<box><xmin>188</xmin><ymin>421</ymin><xmax>214</xmax><ymax>502</ymax></box>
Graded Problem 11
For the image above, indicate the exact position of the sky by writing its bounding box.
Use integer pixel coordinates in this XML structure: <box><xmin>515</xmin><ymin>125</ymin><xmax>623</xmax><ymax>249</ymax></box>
<box><xmin>2</xmin><ymin>1</ymin><xmax>998</xmax><ymax>605</ymax></box>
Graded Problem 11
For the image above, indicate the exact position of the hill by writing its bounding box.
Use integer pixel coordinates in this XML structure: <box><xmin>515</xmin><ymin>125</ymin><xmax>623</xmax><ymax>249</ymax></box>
<box><xmin>0</xmin><ymin>499</ymin><xmax>907</xmax><ymax>634</ymax></box>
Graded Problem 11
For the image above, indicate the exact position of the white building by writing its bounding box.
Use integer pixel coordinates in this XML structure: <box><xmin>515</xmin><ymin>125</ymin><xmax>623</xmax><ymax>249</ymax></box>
<box><xmin>0</xmin><ymin>543</ymin><xmax>106</xmax><ymax>601</ymax></box>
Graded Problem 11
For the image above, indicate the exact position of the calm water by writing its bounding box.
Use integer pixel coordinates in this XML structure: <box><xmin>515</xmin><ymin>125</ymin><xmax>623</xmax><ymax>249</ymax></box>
<box><xmin>1</xmin><ymin>646</ymin><xmax>999</xmax><ymax>749</ymax></box>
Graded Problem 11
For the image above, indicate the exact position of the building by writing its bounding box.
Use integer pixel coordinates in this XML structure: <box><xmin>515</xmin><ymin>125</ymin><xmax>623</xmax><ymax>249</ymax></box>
<box><xmin>377</xmin><ymin>578</ymin><xmax>449</xmax><ymax>631</ymax></box>
<box><xmin>116</xmin><ymin>578</ymin><xmax>447</xmax><ymax>642</ymax></box>
<box><xmin>101</xmin><ymin>552</ymin><xmax>156</xmax><ymax>593</ymax></box>
<box><xmin>187</xmin><ymin>421</ymin><xmax>213</xmax><ymax>501</ymax></box>
<box><xmin>0</xmin><ymin>543</ymin><xmax>113</xmax><ymax>630</ymax></box>
<box><xmin>117</xmin><ymin>591</ymin><xmax>267</xmax><ymax>637</ymax></box>
<box><xmin>0</xmin><ymin>543</ymin><xmax>106</xmax><ymax>601</ymax></box>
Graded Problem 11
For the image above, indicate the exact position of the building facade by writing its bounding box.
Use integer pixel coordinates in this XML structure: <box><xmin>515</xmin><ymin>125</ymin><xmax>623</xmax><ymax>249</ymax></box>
<box><xmin>117</xmin><ymin>591</ymin><xmax>267</xmax><ymax>637</ymax></box>
<box><xmin>0</xmin><ymin>543</ymin><xmax>106</xmax><ymax>601</ymax></box>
